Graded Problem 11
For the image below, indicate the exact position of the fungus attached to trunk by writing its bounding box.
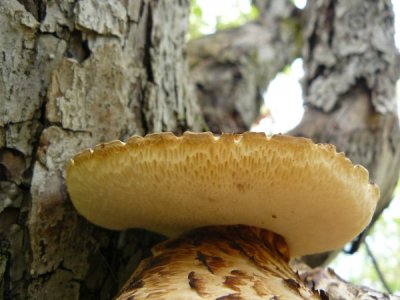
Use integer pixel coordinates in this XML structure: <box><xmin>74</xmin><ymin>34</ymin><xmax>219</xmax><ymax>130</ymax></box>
<box><xmin>66</xmin><ymin>132</ymin><xmax>379</xmax><ymax>299</ymax></box>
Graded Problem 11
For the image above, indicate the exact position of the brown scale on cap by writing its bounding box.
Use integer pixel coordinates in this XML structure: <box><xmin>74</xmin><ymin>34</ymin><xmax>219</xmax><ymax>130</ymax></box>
<box><xmin>116</xmin><ymin>225</ymin><xmax>321</xmax><ymax>300</ymax></box>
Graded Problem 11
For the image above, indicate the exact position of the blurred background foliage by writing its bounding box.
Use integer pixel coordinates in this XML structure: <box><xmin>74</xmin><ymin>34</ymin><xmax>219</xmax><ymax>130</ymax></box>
<box><xmin>189</xmin><ymin>0</ymin><xmax>259</xmax><ymax>39</ymax></box>
<box><xmin>188</xmin><ymin>0</ymin><xmax>400</xmax><ymax>295</ymax></box>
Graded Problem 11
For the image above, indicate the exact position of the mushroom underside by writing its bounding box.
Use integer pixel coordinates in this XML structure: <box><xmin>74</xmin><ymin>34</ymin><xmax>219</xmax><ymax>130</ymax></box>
<box><xmin>65</xmin><ymin>132</ymin><xmax>379</xmax><ymax>299</ymax></box>
<box><xmin>66</xmin><ymin>132</ymin><xmax>379</xmax><ymax>257</ymax></box>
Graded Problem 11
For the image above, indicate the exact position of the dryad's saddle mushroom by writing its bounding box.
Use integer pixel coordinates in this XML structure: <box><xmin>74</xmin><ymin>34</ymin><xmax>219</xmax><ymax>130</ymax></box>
<box><xmin>66</xmin><ymin>132</ymin><xmax>379</xmax><ymax>299</ymax></box>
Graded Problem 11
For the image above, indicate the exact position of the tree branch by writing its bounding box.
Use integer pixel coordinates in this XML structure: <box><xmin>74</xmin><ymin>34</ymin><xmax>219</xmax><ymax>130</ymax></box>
<box><xmin>364</xmin><ymin>240</ymin><xmax>392</xmax><ymax>294</ymax></box>
<box><xmin>187</xmin><ymin>0</ymin><xmax>302</xmax><ymax>132</ymax></box>
<box><xmin>290</xmin><ymin>0</ymin><xmax>400</xmax><ymax>267</ymax></box>
<box><xmin>297</xmin><ymin>265</ymin><xmax>397</xmax><ymax>300</ymax></box>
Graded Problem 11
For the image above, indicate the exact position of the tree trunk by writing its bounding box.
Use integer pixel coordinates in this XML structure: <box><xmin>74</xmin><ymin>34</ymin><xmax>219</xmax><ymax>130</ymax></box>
<box><xmin>1</xmin><ymin>0</ymin><xmax>201</xmax><ymax>299</ymax></box>
<box><xmin>187</xmin><ymin>0</ymin><xmax>302</xmax><ymax>133</ymax></box>
<box><xmin>1</xmin><ymin>0</ymin><xmax>399</xmax><ymax>299</ymax></box>
<box><xmin>290</xmin><ymin>0</ymin><xmax>400</xmax><ymax>267</ymax></box>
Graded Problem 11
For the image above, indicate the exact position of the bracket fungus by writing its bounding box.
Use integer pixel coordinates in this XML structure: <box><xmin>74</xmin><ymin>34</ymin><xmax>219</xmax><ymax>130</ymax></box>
<box><xmin>66</xmin><ymin>132</ymin><xmax>379</xmax><ymax>299</ymax></box>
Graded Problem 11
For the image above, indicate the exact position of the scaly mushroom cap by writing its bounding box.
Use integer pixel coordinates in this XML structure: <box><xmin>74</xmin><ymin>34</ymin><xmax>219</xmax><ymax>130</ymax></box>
<box><xmin>66</xmin><ymin>132</ymin><xmax>379</xmax><ymax>257</ymax></box>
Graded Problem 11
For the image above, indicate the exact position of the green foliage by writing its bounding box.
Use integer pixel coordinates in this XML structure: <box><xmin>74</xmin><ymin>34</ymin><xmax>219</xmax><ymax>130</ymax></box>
<box><xmin>331</xmin><ymin>193</ymin><xmax>400</xmax><ymax>295</ymax></box>
<box><xmin>281</xmin><ymin>64</ymin><xmax>293</xmax><ymax>75</ymax></box>
<box><xmin>215</xmin><ymin>2</ymin><xmax>259</xmax><ymax>31</ymax></box>
<box><xmin>189</xmin><ymin>0</ymin><xmax>260</xmax><ymax>40</ymax></box>
<box><xmin>366</xmin><ymin>207</ymin><xmax>400</xmax><ymax>293</ymax></box>
<box><xmin>189</xmin><ymin>0</ymin><xmax>207</xmax><ymax>39</ymax></box>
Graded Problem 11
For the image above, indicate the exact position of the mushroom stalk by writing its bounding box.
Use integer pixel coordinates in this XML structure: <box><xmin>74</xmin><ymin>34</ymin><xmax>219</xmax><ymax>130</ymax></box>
<box><xmin>116</xmin><ymin>225</ymin><xmax>322</xmax><ymax>299</ymax></box>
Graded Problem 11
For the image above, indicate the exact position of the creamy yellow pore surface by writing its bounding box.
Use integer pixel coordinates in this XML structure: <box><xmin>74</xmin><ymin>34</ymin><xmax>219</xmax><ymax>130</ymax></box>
<box><xmin>66</xmin><ymin>132</ymin><xmax>379</xmax><ymax>257</ymax></box>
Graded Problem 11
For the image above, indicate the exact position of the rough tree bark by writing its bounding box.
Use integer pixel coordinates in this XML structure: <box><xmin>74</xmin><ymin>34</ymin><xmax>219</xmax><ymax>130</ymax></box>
<box><xmin>188</xmin><ymin>0</ymin><xmax>302</xmax><ymax>133</ymax></box>
<box><xmin>290</xmin><ymin>0</ymin><xmax>400</xmax><ymax>267</ymax></box>
<box><xmin>1</xmin><ymin>0</ymin><xmax>201</xmax><ymax>299</ymax></box>
<box><xmin>1</xmin><ymin>0</ymin><xmax>399</xmax><ymax>299</ymax></box>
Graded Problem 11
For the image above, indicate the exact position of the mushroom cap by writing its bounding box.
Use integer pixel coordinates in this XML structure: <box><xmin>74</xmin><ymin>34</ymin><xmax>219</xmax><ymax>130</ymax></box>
<box><xmin>66</xmin><ymin>132</ymin><xmax>379</xmax><ymax>257</ymax></box>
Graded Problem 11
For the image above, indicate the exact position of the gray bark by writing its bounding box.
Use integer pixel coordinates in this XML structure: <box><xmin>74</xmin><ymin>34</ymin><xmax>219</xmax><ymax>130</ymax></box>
<box><xmin>294</xmin><ymin>262</ymin><xmax>400</xmax><ymax>300</ymax></box>
<box><xmin>187</xmin><ymin>0</ymin><xmax>302</xmax><ymax>133</ymax></box>
<box><xmin>290</xmin><ymin>0</ymin><xmax>400</xmax><ymax>267</ymax></box>
<box><xmin>0</xmin><ymin>0</ymin><xmax>201</xmax><ymax>299</ymax></box>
